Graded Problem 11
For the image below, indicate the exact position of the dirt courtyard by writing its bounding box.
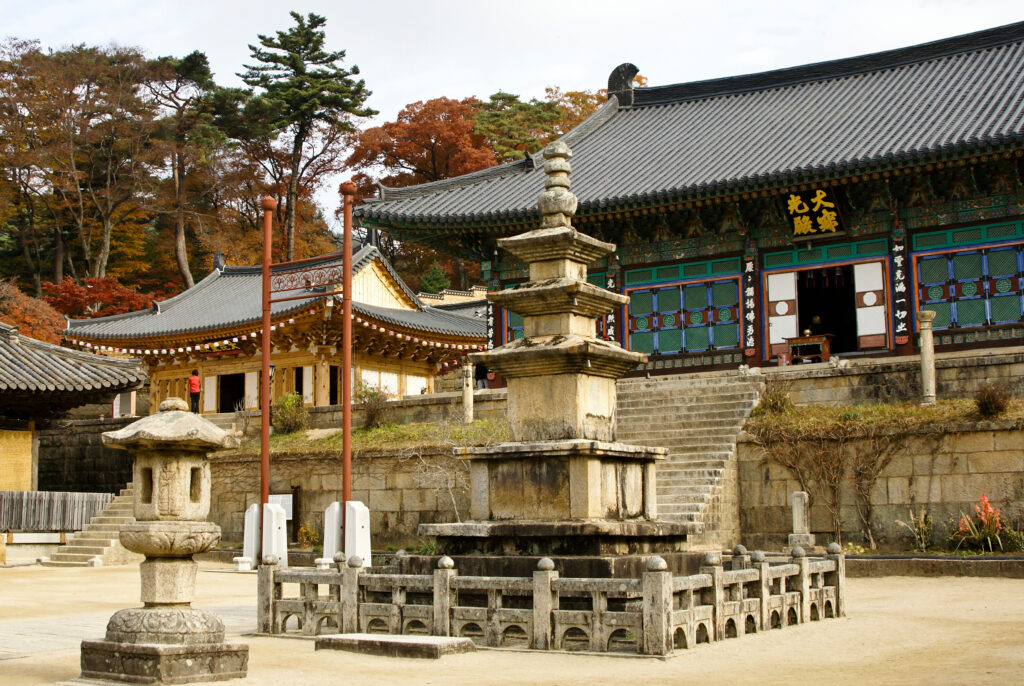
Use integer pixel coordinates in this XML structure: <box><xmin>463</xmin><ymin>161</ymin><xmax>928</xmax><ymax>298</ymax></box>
<box><xmin>2</xmin><ymin>563</ymin><xmax>1022</xmax><ymax>685</ymax></box>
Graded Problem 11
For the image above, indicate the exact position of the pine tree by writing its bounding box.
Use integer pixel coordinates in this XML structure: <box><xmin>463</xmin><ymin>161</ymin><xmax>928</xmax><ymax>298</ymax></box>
<box><xmin>419</xmin><ymin>262</ymin><xmax>450</xmax><ymax>294</ymax></box>
<box><xmin>240</xmin><ymin>11</ymin><xmax>375</xmax><ymax>260</ymax></box>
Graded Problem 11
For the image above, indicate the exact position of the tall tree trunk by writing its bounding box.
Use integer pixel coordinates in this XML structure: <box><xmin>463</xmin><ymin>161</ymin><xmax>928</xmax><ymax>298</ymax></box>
<box><xmin>53</xmin><ymin>225</ymin><xmax>64</xmax><ymax>284</ymax></box>
<box><xmin>285</xmin><ymin>130</ymin><xmax>305</xmax><ymax>262</ymax></box>
<box><xmin>94</xmin><ymin>217</ymin><xmax>112</xmax><ymax>278</ymax></box>
<box><xmin>173</xmin><ymin>151</ymin><xmax>194</xmax><ymax>288</ymax></box>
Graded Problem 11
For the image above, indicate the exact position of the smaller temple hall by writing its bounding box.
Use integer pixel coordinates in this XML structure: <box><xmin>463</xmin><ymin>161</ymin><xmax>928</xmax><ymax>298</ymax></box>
<box><xmin>64</xmin><ymin>246</ymin><xmax>486</xmax><ymax>413</ymax></box>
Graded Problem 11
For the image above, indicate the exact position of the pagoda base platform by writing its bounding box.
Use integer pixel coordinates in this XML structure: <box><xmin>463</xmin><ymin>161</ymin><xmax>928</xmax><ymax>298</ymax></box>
<box><xmin>415</xmin><ymin>518</ymin><xmax>702</xmax><ymax>577</ymax></box>
<box><xmin>80</xmin><ymin>640</ymin><xmax>248</xmax><ymax>684</ymax></box>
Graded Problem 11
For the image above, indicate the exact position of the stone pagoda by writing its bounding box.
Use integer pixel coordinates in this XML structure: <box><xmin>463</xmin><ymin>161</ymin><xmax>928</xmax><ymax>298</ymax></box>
<box><xmin>79</xmin><ymin>398</ymin><xmax>248</xmax><ymax>684</ymax></box>
<box><xmin>419</xmin><ymin>142</ymin><xmax>699</xmax><ymax>576</ymax></box>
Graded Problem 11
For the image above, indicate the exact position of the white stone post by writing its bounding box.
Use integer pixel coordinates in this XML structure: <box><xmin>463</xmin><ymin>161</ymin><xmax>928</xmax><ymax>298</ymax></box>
<box><xmin>316</xmin><ymin>501</ymin><xmax>342</xmax><ymax>570</ymax></box>
<box><xmin>532</xmin><ymin>558</ymin><xmax>558</xmax><ymax>650</ymax></box>
<box><xmin>234</xmin><ymin>503</ymin><xmax>261</xmax><ymax>571</ymax></box>
<box><xmin>433</xmin><ymin>556</ymin><xmax>456</xmax><ymax>636</ymax></box>
<box><xmin>344</xmin><ymin>501</ymin><xmax>371</xmax><ymax>568</ymax></box>
<box><xmin>462</xmin><ymin>361</ymin><xmax>474</xmax><ymax>424</ymax></box>
<box><xmin>918</xmin><ymin>309</ymin><xmax>937</xmax><ymax>405</ymax></box>
<box><xmin>262</xmin><ymin>503</ymin><xmax>288</xmax><ymax>568</ymax></box>
<box><xmin>789</xmin><ymin>491</ymin><xmax>815</xmax><ymax>549</ymax></box>
<box><xmin>641</xmin><ymin>556</ymin><xmax>672</xmax><ymax>656</ymax></box>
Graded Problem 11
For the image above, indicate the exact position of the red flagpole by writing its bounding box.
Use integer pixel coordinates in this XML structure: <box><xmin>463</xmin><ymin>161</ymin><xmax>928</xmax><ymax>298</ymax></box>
<box><xmin>259</xmin><ymin>196</ymin><xmax>276</xmax><ymax>509</ymax></box>
<box><xmin>339</xmin><ymin>182</ymin><xmax>358</xmax><ymax>516</ymax></box>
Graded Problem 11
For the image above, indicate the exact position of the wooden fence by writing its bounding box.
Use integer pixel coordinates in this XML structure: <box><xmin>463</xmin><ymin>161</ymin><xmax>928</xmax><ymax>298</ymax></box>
<box><xmin>0</xmin><ymin>490</ymin><xmax>113</xmax><ymax>532</ymax></box>
<box><xmin>257</xmin><ymin>545</ymin><xmax>846</xmax><ymax>656</ymax></box>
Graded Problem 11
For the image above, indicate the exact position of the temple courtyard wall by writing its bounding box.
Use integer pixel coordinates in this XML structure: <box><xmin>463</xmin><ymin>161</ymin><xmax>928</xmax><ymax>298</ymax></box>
<box><xmin>738</xmin><ymin>421</ymin><xmax>1024</xmax><ymax>550</ymax></box>
<box><xmin>28</xmin><ymin>350</ymin><xmax>1024</xmax><ymax>549</ymax></box>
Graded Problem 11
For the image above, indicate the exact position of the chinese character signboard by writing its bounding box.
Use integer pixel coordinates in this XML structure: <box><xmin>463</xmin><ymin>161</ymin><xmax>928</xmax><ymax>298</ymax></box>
<box><xmin>891</xmin><ymin>237</ymin><xmax>910</xmax><ymax>344</ymax></box>
<box><xmin>743</xmin><ymin>258</ymin><xmax>757</xmax><ymax>356</ymax></box>
<box><xmin>486</xmin><ymin>302</ymin><xmax>495</xmax><ymax>350</ymax></box>
<box><xmin>785</xmin><ymin>189</ymin><xmax>843</xmax><ymax>238</ymax></box>
<box><xmin>604</xmin><ymin>273</ymin><xmax>618</xmax><ymax>342</ymax></box>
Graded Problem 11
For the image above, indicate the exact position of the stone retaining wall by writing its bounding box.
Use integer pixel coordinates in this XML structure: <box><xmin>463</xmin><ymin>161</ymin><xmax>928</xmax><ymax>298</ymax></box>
<box><xmin>738</xmin><ymin>422</ymin><xmax>1024</xmax><ymax>550</ymax></box>
<box><xmin>36</xmin><ymin>417</ymin><xmax>135</xmax><ymax>494</ymax></box>
<box><xmin>210</xmin><ymin>447</ymin><xmax>470</xmax><ymax>548</ymax></box>
<box><xmin>770</xmin><ymin>349</ymin><xmax>1024</xmax><ymax>406</ymax></box>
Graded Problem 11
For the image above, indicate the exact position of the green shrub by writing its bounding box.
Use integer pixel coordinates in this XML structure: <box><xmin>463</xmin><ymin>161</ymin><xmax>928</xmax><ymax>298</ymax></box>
<box><xmin>975</xmin><ymin>382</ymin><xmax>1010</xmax><ymax>418</ymax></box>
<box><xmin>356</xmin><ymin>380</ymin><xmax>391</xmax><ymax>429</ymax></box>
<box><xmin>271</xmin><ymin>392</ymin><xmax>308</xmax><ymax>434</ymax></box>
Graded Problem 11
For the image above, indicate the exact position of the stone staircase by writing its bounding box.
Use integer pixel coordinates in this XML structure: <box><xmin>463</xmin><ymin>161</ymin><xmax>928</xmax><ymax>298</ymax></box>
<box><xmin>39</xmin><ymin>486</ymin><xmax>142</xmax><ymax>567</ymax></box>
<box><xmin>617</xmin><ymin>371</ymin><xmax>763</xmax><ymax>549</ymax></box>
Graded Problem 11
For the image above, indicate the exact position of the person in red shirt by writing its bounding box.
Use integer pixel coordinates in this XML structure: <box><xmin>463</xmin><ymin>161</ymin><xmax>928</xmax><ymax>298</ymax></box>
<box><xmin>188</xmin><ymin>370</ymin><xmax>201</xmax><ymax>413</ymax></box>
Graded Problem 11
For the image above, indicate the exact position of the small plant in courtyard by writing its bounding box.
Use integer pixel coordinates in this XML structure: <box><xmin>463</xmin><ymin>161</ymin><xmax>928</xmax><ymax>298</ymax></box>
<box><xmin>948</xmin><ymin>494</ymin><xmax>1022</xmax><ymax>553</ymax></box>
<box><xmin>297</xmin><ymin>521</ymin><xmax>320</xmax><ymax>548</ymax></box>
<box><xmin>896</xmin><ymin>507</ymin><xmax>933</xmax><ymax>552</ymax></box>
<box><xmin>414</xmin><ymin>539</ymin><xmax>437</xmax><ymax>555</ymax></box>
<box><xmin>271</xmin><ymin>392</ymin><xmax>308</xmax><ymax>434</ymax></box>
<box><xmin>752</xmin><ymin>378</ymin><xmax>793</xmax><ymax>416</ymax></box>
<box><xmin>974</xmin><ymin>382</ymin><xmax>1010</xmax><ymax>419</ymax></box>
<box><xmin>356</xmin><ymin>380</ymin><xmax>391</xmax><ymax>429</ymax></box>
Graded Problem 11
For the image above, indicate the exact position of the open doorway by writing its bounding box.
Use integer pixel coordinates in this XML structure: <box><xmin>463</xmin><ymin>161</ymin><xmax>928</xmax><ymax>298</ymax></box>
<box><xmin>218</xmin><ymin>373</ymin><xmax>245</xmax><ymax>413</ymax></box>
<box><xmin>796</xmin><ymin>265</ymin><xmax>857</xmax><ymax>355</ymax></box>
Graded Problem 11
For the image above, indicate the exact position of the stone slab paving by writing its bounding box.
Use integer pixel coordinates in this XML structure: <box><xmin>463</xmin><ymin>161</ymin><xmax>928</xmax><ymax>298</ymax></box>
<box><xmin>0</xmin><ymin>602</ymin><xmax>255</xmax><ymax>661</ymax></box>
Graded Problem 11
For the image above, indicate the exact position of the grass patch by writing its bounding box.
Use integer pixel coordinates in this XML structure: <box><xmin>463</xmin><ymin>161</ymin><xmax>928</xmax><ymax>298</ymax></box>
<box><xmin>746</xmin><ymin>397</ymin><xmax>1024</xmax><ymax>438</ymax></box>
<box><xmin>225</xmin><ymin>418</ymin><xmax>511</xmax><ymax>456</ymax></box>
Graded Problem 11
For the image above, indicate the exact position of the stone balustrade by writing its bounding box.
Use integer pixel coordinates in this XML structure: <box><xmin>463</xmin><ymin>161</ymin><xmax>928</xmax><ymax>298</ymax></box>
<box><xmin>256</xmin><ymin>544</ymin><xmax>845</xmax><ymax>656</ymax></box>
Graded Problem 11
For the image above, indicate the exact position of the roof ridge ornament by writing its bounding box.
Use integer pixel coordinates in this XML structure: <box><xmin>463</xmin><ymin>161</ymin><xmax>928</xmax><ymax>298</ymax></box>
<box><xmin>608</xmin><ymin>63</ymin><xmax>639</xmax><ymax>106</ymax></box>
<box><xmin>538</xmin><ymin>141</ymin><xmax>578</xmax><ymax>230</ymax></box>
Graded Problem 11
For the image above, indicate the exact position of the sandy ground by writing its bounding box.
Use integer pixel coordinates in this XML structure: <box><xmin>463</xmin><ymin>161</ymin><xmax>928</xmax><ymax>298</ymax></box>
<box><xmin>2</xmin><ymin>562</ymin><xmax>1023</xmax><ymax>686</ymax></box>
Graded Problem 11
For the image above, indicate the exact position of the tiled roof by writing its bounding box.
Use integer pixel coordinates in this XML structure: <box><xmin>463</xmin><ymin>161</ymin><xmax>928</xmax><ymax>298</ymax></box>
<box><xmin>357</xmin><ymin>21</ymin><xmax>1024</xmax><ymax>227</ymax></box>
<box><xmin>0</xmin><ymin>322</ymin><xmax>144</xmax><ymax>417</ymax></box>
<box><xmin>67</xmin><ymin>246</ymin><xmax>484</xmax><ymax>341</ymax></box>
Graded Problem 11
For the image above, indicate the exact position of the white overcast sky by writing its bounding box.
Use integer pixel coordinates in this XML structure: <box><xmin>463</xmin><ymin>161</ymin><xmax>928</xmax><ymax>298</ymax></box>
<box><xmin>5</xmin><ymin>0</ymin><xmax>1024</xmax><ymax>221</ymax></box>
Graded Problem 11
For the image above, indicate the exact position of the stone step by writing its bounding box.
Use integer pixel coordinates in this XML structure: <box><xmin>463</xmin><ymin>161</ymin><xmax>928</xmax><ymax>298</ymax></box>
<box><xmin>661</xmin><ymin>458</ymin><xmax>730</xmax><ymax>469</ymax></box>
<box><xmin>658</xmin><ymin>503</ymin><xmax>705</xmax><ymax>514</ymax></box>
<box><xmin>657</xmin><ymin>485</ymin><xmax>716</xmax><ymax>496</ymax></box>
<box><xmin>58</xmin><ymin>545</ymin><xmax>109</xmax><ymax>556</ymax></box>
<box><xmin>69</xmin><ymin>536</ymin><xmax>117</xmax><ymax>547</ymax></box>
<box><xmin>38</xmin><ymin>558</ymin><xmax>96</xmax><ymax>567</ymax></box>
<box><xmin>618</xmin><ymin>392</ymin><xmax>759</xmax><ymax>406</ymax></box>
<box><xmin>81</xmin><ymin>524</ymin><xmax>124</xmax><ymax>535</ymax></box>
<box><xmin>48</xmin><ymin>551</ymin><xmax>101</xmax><ymax>562</ymax></box>
<box><xmin>90</xmin><ymin>516</ymin><xmax>134</xmax><ymax>525</ymax></box>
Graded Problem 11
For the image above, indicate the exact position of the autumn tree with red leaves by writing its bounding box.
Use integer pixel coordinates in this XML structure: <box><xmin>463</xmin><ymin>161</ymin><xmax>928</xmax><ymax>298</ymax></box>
<box><xmin>43</xmin><ymin>277</ymin><xmax>158</xmax><ymax>319</ymax></box>
<box><xmin>0</xmin><ymin>278</ymin><xmax>66</xmax><ymax>343</ymax></box>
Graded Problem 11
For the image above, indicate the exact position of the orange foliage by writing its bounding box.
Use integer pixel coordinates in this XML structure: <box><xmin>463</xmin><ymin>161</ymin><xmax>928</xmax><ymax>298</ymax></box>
<box><xmin>347</xmin><ymin>97</ymin><xmax>496</xmax><ymax>190</ymax></box>
<box><xmin>0</xmin><ymin>278</ymin><xmax>67</xmax><ymax>344</ymax></box>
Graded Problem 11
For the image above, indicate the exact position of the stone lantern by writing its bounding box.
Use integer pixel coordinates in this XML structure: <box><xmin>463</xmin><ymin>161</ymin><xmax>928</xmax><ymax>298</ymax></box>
<box><xmin>80</xmin><ymin>397</ymin><xmax>248</xmax><ymax>684</ymax></box>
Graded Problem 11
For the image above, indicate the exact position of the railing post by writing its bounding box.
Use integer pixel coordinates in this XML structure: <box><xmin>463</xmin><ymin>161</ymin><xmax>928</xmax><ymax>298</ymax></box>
<box><xmin>257</xmin><ymin>554</ymin><xmax>280</xmax><ymax>634</ymax></box>
<box><xmin>730</xmin><ymin>544</ymin><xmax>750</xmax><ymax>571</ymax></box>
<box><xmin>342</xmin><ymin>554</ymin><xmax>365</xmax><ymax>633</ymax></box>
<box><xmin>642</xmin><ymin>556</ymin><xmax>672</xmax><ymax>656</ymax></box>
<box><xmin>302</xmin><ymin>578</ymin><xmax>317</xmax><ymax>636</ymax></box>
<box><xmin>532</xmin><ymin>558</ymin><xmax>557</xmax><ymax>650</ymax></box>
<box><xmin>433</xmin><ymin>556</ymin><xmax>456</xmax><ymax>636</ymax></box>
<box><xmin>826</xmin><ymin>542</ymin><xmax>846</xmax><ymax>617</ymax></box>
<box><xmin>792</xmin><ymin>546</ymin><xmax>810</xmax><ymax>624</ymax></box>
<box><xmin>752</xmin><ymin>551</ymin><xmax>770</xmax><ymax>631</ymax></box>
<box><xmin>699</xmin><ymin>552</ymin><xmax>725</xmax><ymax>640</ymax></box>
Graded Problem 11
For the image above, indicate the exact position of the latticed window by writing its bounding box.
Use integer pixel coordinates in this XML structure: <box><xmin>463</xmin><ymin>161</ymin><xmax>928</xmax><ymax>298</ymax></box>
<box><xmin>627</xmin><ymin>278</ymin><xmax>741</xmax><ymax>355</ymax></box>
<box><xmin>916</xmin><ymin>245</ymin><xmax>1024</xmax><ymax>329</ymax></box>
<box><xmin>504</xmin><ymin>310</ymin><xmax>525</xmax><ymax>342</ymax></box>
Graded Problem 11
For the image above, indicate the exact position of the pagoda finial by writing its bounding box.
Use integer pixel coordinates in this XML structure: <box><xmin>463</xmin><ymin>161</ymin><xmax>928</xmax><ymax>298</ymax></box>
<box><xmin>538</xmin><ymin>141</ymin><xmax>577</xmax><ymax>229</ymax></box>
